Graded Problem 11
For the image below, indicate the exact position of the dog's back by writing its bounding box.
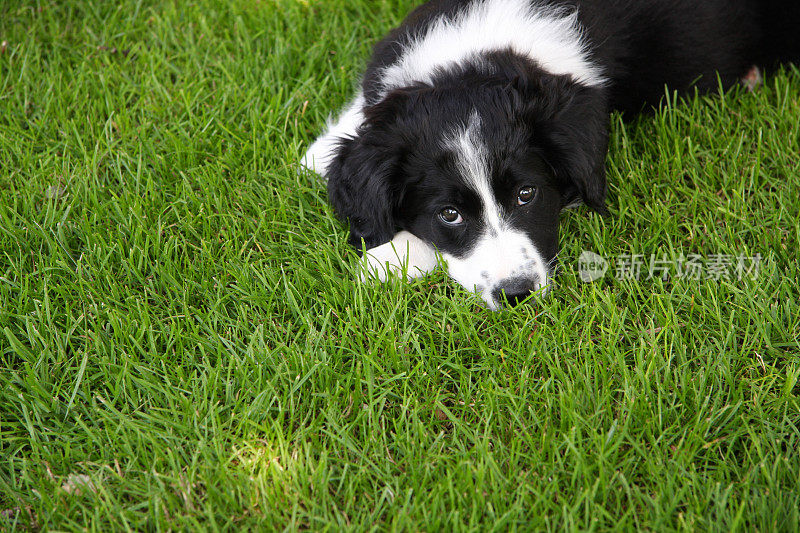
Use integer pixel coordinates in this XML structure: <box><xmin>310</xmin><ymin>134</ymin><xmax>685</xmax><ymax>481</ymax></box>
<box><xmin>363</xmin><ymin>0</ymin><xmax>799</xmax><ymax>115</ymax></box>
<box><xmin>758</xmin><ymin>0</ymin><xmax>800</xmax><ymax>66</ymax></box>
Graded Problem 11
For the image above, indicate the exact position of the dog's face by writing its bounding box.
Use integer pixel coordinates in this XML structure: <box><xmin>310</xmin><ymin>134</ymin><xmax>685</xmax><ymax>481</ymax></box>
<box><xmin>396</xmin><ymin>109</ymin><xmax>563</xmax><ymax>309</ymax></box>
<box><xmin>328</xmin><ymin>71</ymin><xmax>609</xmax><ymax>309</ymax></box>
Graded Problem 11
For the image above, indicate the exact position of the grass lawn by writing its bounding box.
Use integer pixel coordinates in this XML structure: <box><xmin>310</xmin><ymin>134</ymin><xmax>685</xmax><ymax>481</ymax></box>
<box><xmin>1</xmin><ymin>0</ymin><xmax>799</xmax><ymax>530</ymax></box>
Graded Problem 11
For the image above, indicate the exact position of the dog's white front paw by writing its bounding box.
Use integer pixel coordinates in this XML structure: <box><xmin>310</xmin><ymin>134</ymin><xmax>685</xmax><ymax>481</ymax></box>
<box><xmin>359</xmin><ymin>231</ymin><xmax>439</xmax><ymax>282</ymax></box>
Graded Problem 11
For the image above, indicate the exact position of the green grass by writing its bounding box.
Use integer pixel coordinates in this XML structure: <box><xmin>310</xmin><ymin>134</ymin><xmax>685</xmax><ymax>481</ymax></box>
<box><xmin>1</xmin><ymin>0</ymin><xmax>799</xmax><ymax>530</ymax></box>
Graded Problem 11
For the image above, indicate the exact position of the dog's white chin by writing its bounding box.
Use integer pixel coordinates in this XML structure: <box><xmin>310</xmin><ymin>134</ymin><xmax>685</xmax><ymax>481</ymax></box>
<box><xmin>442</xmin><ymin>228</ymin><xmax>550</xmax><ymax>309</ymax></box>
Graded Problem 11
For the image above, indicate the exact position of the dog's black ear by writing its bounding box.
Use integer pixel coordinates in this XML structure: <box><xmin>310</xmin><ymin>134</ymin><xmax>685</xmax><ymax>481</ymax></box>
<box><xmin>523</xmin><ymin>77</ymin><xmax>610</xmax><ymax>214</ymax></box>
<box><xmin>326</xmin><ymin>94</ymin><xmax>408</xmax><ymax>251</ymax></box>
<box><xmin>548</xmin><ymin>82</ymin><xmax>610</xmax><ymax>214</ymax></box>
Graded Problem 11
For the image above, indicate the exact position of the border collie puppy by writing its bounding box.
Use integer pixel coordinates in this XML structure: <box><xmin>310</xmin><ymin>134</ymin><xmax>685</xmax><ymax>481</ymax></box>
<box><xmin>302</xmin><ymin>0</ymin><xmax>798</xmax><ymax>310</ymax></box>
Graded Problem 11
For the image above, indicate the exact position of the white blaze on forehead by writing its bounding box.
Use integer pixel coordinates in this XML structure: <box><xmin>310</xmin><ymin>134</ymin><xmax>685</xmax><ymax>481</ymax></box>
<box><xmin>445</xmin><ymin>111</ymin><xmax>504</xmax><ymax>233</ymax></box>
<box><xmin>379</xmin><ymin>0</ymin><xmax>606</xmax><ymax>96</ymax></box>
<box><xmin>443</xmin><ymin>111</ymin><xmax>549</xmax><ymax>309</ymax></box>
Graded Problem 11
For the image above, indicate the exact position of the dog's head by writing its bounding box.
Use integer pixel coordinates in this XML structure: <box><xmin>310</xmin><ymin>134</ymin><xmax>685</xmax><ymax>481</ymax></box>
<box><xmin>328</xmin><ymin>66</ymin><xmax>609</xmax><ymax>309</ymax></box>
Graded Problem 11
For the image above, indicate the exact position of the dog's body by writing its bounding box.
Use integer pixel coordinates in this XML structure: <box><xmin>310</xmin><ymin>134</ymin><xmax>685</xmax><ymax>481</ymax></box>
<box><xmin>302</xmin><ymin>0</ymin><xmax>798</xmax><ymax>309</ymax></box>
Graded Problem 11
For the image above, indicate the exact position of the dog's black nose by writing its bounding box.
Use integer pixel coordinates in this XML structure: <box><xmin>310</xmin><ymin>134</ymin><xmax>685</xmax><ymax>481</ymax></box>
<box><xmin>492</xmin><ymin>277</ymin><xmax>539</xmax><ymax>307</ymax></box>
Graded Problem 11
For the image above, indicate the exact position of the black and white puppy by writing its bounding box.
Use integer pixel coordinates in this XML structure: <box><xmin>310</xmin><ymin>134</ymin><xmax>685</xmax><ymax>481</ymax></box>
<box><xmin>302</xmin><ymin>0</ymin><xmax>798</xmax><ymax>310</ymax></box>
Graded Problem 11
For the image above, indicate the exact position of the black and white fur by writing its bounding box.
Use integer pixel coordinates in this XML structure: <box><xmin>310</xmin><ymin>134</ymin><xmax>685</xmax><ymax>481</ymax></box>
<box><xmin>302</xmin><ymin>0</ymin><xmax>798</xmax><ymax>310</ymax></box>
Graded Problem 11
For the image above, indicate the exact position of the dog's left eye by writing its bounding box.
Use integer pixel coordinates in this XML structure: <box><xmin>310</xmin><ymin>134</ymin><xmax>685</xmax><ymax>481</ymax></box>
<box><xmin>439</xmin><ymin>207</ymin><xmax>464</xmax><ymax>225</ymax></box>
<box><xmin>517</xmin><ymin>186</ymin><xmax>537</xmax><ymax>205</ymax></box>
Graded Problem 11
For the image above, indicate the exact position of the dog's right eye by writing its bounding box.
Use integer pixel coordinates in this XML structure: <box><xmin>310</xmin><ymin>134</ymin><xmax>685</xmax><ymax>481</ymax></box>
<box><xmin>517</xmin><ymin>185</ymin><xmax>537</xmax><ymax>205</ymax></box>
<box><xmin>439</xmin><ymin>207</ymin><xmax>464</xmax><ymax>225</ymax></box>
